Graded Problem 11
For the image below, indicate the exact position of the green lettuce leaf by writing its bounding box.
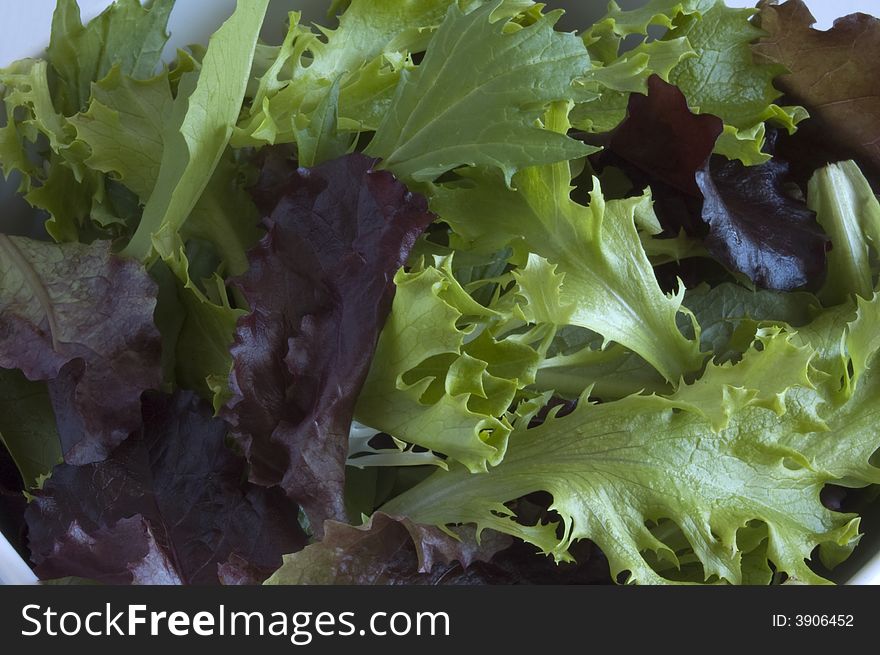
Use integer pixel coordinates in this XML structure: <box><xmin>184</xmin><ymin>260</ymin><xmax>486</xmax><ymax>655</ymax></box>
<box><xmin>432</xmin><ymin>104</ymin><xmax>702</xmax><ymax>382</ymax></box>
<box><xmin>355</xmin><ymin>257</ymin><xmax>540</xmax><ymax>472</ymax></box>
<box><xmin>576</xmin><ymin>0</ymin><xmax>805</xmax><ymax>166</ymax></box>
<box><xmin>236</xmin><ymin>0</ymin><xmax>461</xmax><ymax>146</ymax></box>
<box><xmin>0</xmin><ymin>0</ymin><xmax>173</xmax><ymax>241</ymax></box>
<box><xmin>666</xmin><ymin>1</ymin><xmax>806</xmax><ymax>165</ymax></box>
<box><xmin>367</xmin><ymin>2</ymin><xmax>590</xmax><ymax>183</ymax></box>
<box><xmin>46</xmin><ymin>0</ymin><xmax>174</xmax><ymax>115</ymax></box>
<box><xmin>808</xmin><ymin>161</ymin><xmax>880</xmax><ymax>306</ymax></box>
<box><xmin>68</xmin><ymin>67</ymin><xmax>174</xmax><ymax>203</ymax></box>
<box><xmin>383</xmin><ymin>282</ymin><xmax>880</xmax><ymax>584</ymax></box>
<box><xmin>121</xmin><ymin>0</ymin><xmax>268</xmax><ymax>263</ymax></box>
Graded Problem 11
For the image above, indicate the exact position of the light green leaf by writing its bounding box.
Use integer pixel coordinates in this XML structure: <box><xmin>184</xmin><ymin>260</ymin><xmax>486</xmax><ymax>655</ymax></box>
<box><xmin>808</xmin><ymin>161</ymin><xmax>880</xmax><ymax>306</ymax></box>
<box><xmin>367</xmin><ymin>2</ymin><xmax>590</xmax><ymax>183</ymax></box>
<box><xmin>534</xmin><ymin>342</ymin><xmax>669</xmax><ymax>400</ymax></box>
<box><xmin>572</xmin><ymin>37</ymin><xmax>695</xmax><ymax>133</ymax></box>
<box><xmin>666</xmin><ymin>1</ymin><xmax>805</xmax><ymax>162</ymax></box>
<box><xmin>292</xmin><ymin>78</ymin><xmax>356</xmax><ymax>168</ymax></box>
<box><xmin>122</xmin><ymin>0</ymin><xmax>270</xmax><ymax>263</ymax></box>
<box><xmin>683</xmin><ymin>282</ymin><xmax>819</xmax><ymax>362</ymax></box>
<box><xmin>432</xmin><ymin>104</ymin><xmax>703</xmax><ymax>382</ymax></box>
<box><xmin>659</xmin><ymin>327</ymin><xmax>815</xmax><ymax>430</ymax></box>
<box><xmin>355</xmin><ymin>259</ymin><xmax>539</xmax><ymax>472</ymax></box>
<box><xmin>235</xmin><ymin>0</ymin><xmax>466</xmax><ymax>146</ymax></box>
<box><xmin>382</xmin><ymin>361</ymin><xmax>876</xmax><ymax>584</ymax></box>
<box><xmin>151</xmin><ymin>254</ymin><xmax>245</xmax><ymax>404</ymax></box>
<box><xmin>69</xmin><ymin>67</ymin><xmax>174</xmax><ymax>202</ymax></box>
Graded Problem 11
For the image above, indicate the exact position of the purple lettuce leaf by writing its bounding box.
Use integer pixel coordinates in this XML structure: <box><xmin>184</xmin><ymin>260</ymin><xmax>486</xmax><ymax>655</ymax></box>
<box><xmin>222</xmin><ymin>152</ymin><xmax>435</xmax><ymax>533</ymax></box>
<box><xmin>0</xmin><ymin>236</ymin><xmax>162</xmax><ymax>464</ymax></box>
<box><xmin>594</xmin><ymin>78</ymin><xmax>828</xmax><ymax>291</ymax></box>
<box><xmin>26</xmin><ymin>391</ymin><xmax>306</xmax><ymax>585</ymax></box>
<box><xmin>696</xmin><ymin>154</ymin><xmax>829</xmax><ymax>291</ymax></box>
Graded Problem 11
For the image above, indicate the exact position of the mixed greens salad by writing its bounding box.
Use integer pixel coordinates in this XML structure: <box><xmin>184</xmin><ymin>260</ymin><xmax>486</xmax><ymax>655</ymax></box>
<box><xmin>1</xmin><ymin>0</ymin><xmax>880</xmax><ymax>585</ymax></box>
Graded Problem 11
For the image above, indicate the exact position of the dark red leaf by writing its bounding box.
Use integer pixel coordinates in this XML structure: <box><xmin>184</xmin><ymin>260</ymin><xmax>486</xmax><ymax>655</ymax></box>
<box><xmin>696</xmin><ymin>155</ymin><xmax>829</xmax><ymax>291</ymax></box>
<box><xmin>609</xmin><ymin>75</ymin><xmax>723</xmax><ymax>197</ymax></box>
<box><xmin>0</xmin><ymin>237</ymin><xmax>161</xmax><ymax>464</ymax></box>
<box><xmin>596</xmin><ymin>78</ymin><xmax>829</xmax><ymax>291</ymax></box>
<box><xmin>222</xmin><ymin>153</ymin><xmax>435</xmax><ymax>534</ymax></box>
<box><xmin>26</xmin><ymin>391</ymin><xmax>306</xmax><ymax>585</ymax></box>
<box><xmin>753</xmin><ymin>0</ymin><xmax>880</xmax><ymax>183</ymax></box>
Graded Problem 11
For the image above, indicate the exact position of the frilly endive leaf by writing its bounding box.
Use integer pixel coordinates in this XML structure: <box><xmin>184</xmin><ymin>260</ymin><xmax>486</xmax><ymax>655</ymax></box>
<box><xmin>382</xmin><ymin>378</ymin><xmax>869</xmax><ymax>585</ymax></box>
<box><xmin>355</xmin><ymin>257</ymin><xmax>540</xmax><ymax>472</ymax></box>
<box><xmin>383</xmin><ymin>287</ymin><xmax>880</xmax><ymax>585</ymax></box>
<box><xmin>432</xmin><ymin>104</ymin><xmax>702</xmax><ymax>382</ymax></box>
<box><xmin>659</xmin><ymin>326</ymin><xmax>815</xmax><ymax>430</ymax></box>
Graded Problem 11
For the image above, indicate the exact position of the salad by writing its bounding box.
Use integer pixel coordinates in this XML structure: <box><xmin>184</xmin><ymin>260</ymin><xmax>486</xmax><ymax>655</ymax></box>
<box><xmin>1</xmin><ymin>0</ymin><xmax>879</xmax><ymax>585</ymax></box>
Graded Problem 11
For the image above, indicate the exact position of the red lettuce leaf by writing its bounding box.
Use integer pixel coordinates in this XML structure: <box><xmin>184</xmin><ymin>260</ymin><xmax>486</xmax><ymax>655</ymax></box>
<box><xmin>595</xmin><ymin>78</ymin><xmax>828</xmax><ymax>291</ymax></box>
<box><xmin>608</xmin><ymin>75</ymin><xmax>723</xmax><ymax>197</ymax></box>
<box><xmin>25</xmin><ymin>391</ymin><xmax>306</xmax><ymax>585</ymax></box>
<box><xmin>696</xmin><ymin>154</ymin><xmax>829</xmax><ymax>291</ymax></box>
<box><xmin>266</xmin><ymin>512</ymin><xmax>612</xmax><ymax>585</ymax></box>
<box><xmin>222</xmin><ymin>152</ymin><xmax>434</xmax><ymax>532</ymax></box>
<box><xmin>754</xmin><ymin>1</ymin><xmax>880</xmax><ymax>183</ymax></box>
<box><xmin>265</xmin><ymin>512</ymin><xmax>511</xmax><ymax>585</ymax></box>
<box><xmin>0</xmin><ymin>236</ymin><xmax>161</xmax><ymax>464</ymax></box>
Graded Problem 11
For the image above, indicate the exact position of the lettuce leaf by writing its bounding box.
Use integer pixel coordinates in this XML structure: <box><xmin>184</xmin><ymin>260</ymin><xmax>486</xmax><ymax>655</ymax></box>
<box><xmin>696</xmin><ymin>155</ymin><xmax>829</xmax><ymax>291</ymax></box>
<box><xmin>46</xmin><ymin>0</ymin><xmax>174</xmax><ymax>115</ymax></box>
<box><xmin>222</xmin><ymin>152</ymin><xmax>434</xmax><ymax>531</ymax></box>
<box><xmin>0</xmin><ymin>0</ymin><xmax>174</xmax><ymax>241</ymax></box>
<box><xmin>754</xmin><ymin>0</ymin><xmax>880</xmax><ymax>179</ymax></box>
<box><xmin>433</xmin><ymin>103</ymin><xmax>702</xmax><ymax>382</ymax></box>
<box><xmin>367</xmin><ymin>2</ymin><xmax>591</xmax><ymax>183</ymax></box>
<box><xmin>577</xmin><ymin>0</ymin><xmax>806</xmax><ymax>166</ymax></box>
<box><xmin>122</xmin><ymin>0</ymin><xmax>269</xmax><ymax>263</ymax></box>
<box><xmin>0</xmin><ymin>236</ymin><xmax>161</xmax><ymax>465</ymax></box>
<box><xmin>26</xmin><ymin>392</ymin><xmax>307</xmax><ymax>585</ymax></box>
<box><xmin>355</xmin><ymin>257</ymin><xmax>540</xmax><ymax>472</ymax></box>
<box><xmin>382</xmin><ymin>321</ymin><xmax>879</xmax><ymax>583</ymax></box>
<box><xmin>0</xmin><ymin>369</ymin><xmax>61</xmax><ymax>488</ymax></box>
<box><xmin>265</xmin><ymin>513</ymin><xmax>510</xmax><ymax>585</ymax></box>
<box><xmin>808</xmin><ymin>161</ymin><xmax>880</xmax><ymax>306</ymax></box>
